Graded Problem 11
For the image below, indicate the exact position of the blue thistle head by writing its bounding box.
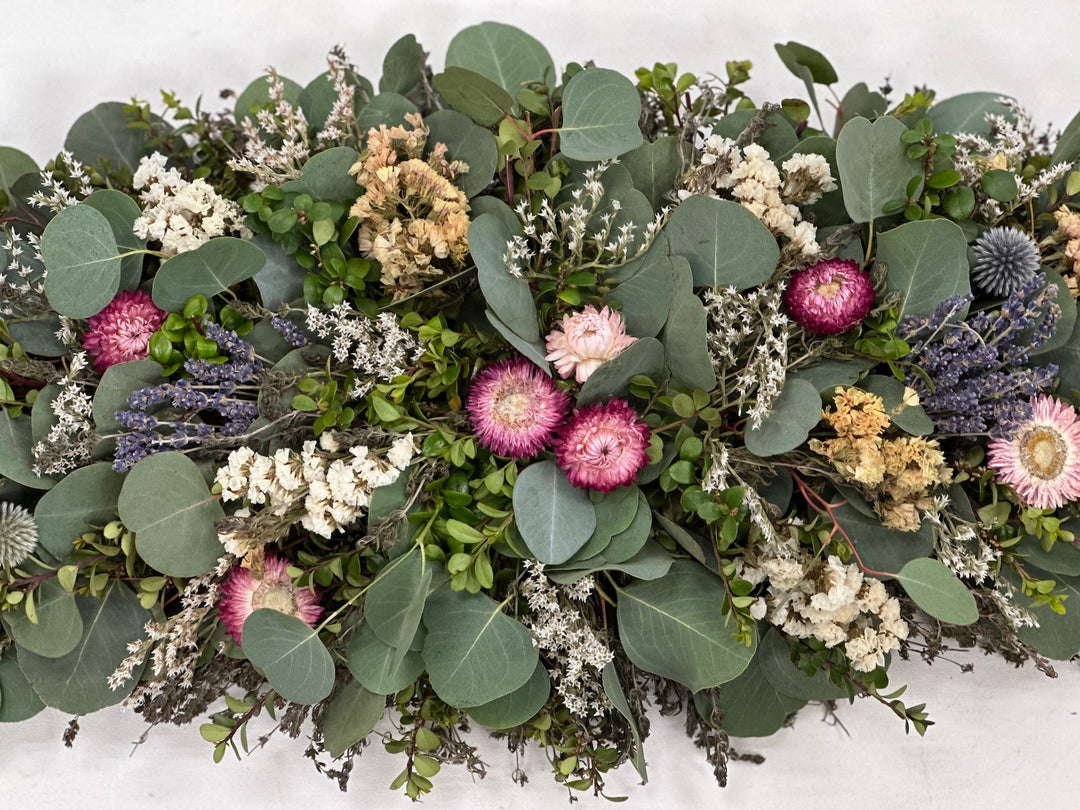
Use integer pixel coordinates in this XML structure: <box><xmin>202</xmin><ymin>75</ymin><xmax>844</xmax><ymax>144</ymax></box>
<box><xmin>971</xmin><ymin>226</ymin><xmax>1041</xmax><ymax>297</ymax></box>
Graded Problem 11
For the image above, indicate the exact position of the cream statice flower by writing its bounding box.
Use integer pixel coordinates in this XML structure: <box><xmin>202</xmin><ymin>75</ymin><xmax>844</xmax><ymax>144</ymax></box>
<box><xmin>545</xmin><ymin>305</ymin><xmax>637</xmax><ymax>383</ymax></box>
<box><xmin>132</xmin><ymin>152</ymin><xmax>248</xmax><ymax>257</ymax></box>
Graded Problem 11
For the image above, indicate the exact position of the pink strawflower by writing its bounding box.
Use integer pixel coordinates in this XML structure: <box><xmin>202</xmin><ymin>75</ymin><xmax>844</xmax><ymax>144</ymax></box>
<box><xmin>784</xmin><ymin>258</ymin><xmax>874</xmax><ymax>336</ymax></box>
<box><xmin>218</xmin><ymin>554</ymin><xmax>323</xmax><ymax>646</ymax></box>
<box><xmin>467</xmin><ymin>356</ymin><xmax>570</xmax><ymax>459</ymax></box>
<box><xmin>987</xmin><ymin>395</ymin><xmax>1080</xmax><ymax>509</ymax></box>
<box><xmin>556</xmin><ymin>399</ymin><xmax>651</xmax><ymax>492</ymax></box>
<box><xmin>545</xmin><ymin>305</ymin><xmax>637</xmax><ymax>383</ymax></box>
<box><xmin>82</xmin><ymin>289</ymin><xmax>167</xmax><ymax>373</ymax></box>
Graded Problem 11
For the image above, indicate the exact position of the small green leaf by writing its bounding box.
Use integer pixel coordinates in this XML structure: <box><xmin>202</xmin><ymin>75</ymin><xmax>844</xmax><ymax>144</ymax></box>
<box><xmin>895</xmin><ymin>558</ymin><xmax>978</xmax><ymax>625</ymax></box>
<box><xmin>981</xmin><ymin>169</ymin><xmax>1018</xmax><ymax>202</ymax></box>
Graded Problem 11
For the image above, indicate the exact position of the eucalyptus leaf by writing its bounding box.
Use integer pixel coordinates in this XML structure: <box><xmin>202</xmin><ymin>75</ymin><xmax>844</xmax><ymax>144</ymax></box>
<box><xmin>64</xmin><ymin>102</ymin><xmax>149</xmax><ymax>172</ymax></box>
<box><xmin>859</xmin><ymin>375</ymin><xmax>933</xmax><ymax>435</ymax></box>
<box><xmin>280</xmin><ymin>146</ymin><xmax>360</xmax><ymax>202</ymax></box>
<box><xmin>17</xmin><ymin>584</ymin><xmax>149</xmax><ymax>713</ymax></box>
<box><xmin>930</xmin><ymin>93</ymin><xmax>1015</xmax><ymax>135</ymax></box>
<box><xmin>345</xmin><ymin>622</ymin><xmax>425</xmax><ymax>695</ymax></box>
<box><xmin>836</xmin><ymin>116</ymin><xmax>921</xmax><ymax>223</ymax></box>
<box><xmin>6</xmin><ymin>315</ymin><xmax>67</xmax><ymax>358</ymax></box>
<box><xmin>363</xmin><ymin>549</ymin><xmax>433</xmax><ymax>662</ymax></box>
<box><xmin>895</xmin><ymin>558</ymin><xmax>978</xmax><ymax>625</ymax></box>
<box><xmin>617</xmin><ymin>560</ymin><xmax>756</xmax><ymax>691</ymax></box>
<box><xmin>712</xmin><ymin>109</ymin><xmax>798</xmax><ymax>158</ymax></box>
<box><xmin>1028</xmin><ymin>268</ymin><xmax>1076</xmax><ymax>356</ymax></box>
<box><xmin>242</xmin><ymin>609</ymin><xmax>334</xmax><ymax>705</ymax></box>
<box><xmin>251</xmin><ymin>234</ymin><xmax>305</xmax><ymax>309</ymax></box>
<box><xmin>513</xmin><ymin>460</ymin><xmax>596</xmax><ymax>564</ymax></box>
<box><xmin>1051</xmin><ymin>109</ymin><xmax>1080</xmax><ymax>166</ymax></box>
<box><xmin>788</xmin><ymin>357</ymin><xmax>874</xmax><ymax>393</ymax></box>
<box><xmin>1017</xmin><ymin>570</ymin><xmax>1080</xmax><ymax>660</ymax></box>
<box><xmin>1017</xmin><ymin>533</ymin><xmax>1080</xmax><ymax>577</ymax></box>
<box><xmin>118</xmin><ymin>452</ymin><xmax>226</xmax><ymax>577</ymax></box>
<box><xmin>577</xmin><ymin>338</ymin><xmax>665</xmax><ymax>407</ymax></box>
<box><xmin>92</xmin><ymin>359</ymin><xmax>162</xmax><ymax>453</ymax></box>
<box><xmin>471</xmin><ymin>213</ymin><xmax>538</xmax><ymax>342</ymax></box>
<box><xmin>878</xmin><ymin>218</ymin><xmax>970</xmax><ymax>320</ymax></box>
<box><xmin>0</xmin><ymin>146</ymin><xmax>37</xmax><ymax>199</ymax></box>
<box><xmin>1042</xmin><ymin>311</ymin><xmax>1080</xmax><ymax>393</ymax></box>
<box><xmin>744</xmin><ymin>378</ymin><xmax>822</xmax><ymax>457</ymax></box>
<box><xmin>757</xmin><ymin>628</ymin><xmax>847</xmax><ymax>701</ymax></box>
<box><xmin>485</xmin><ymin>310</ymin><xmax>551</xmax><ymax>375</ymax></box>
<box><xmin>0</xmin><ymin>646</ymin><xmax>44</xmax><ymax>722</ymax></box>
<box><xmin>832</xmin><ymin>503</ymin><xmax>934</xmax><ymax>577</ymax></box>
<box><xmin>698</xmin><ymin>653</ymin><xmax>806</xmax><ymax>737</ymax></box>
<box><xmin>568</xmin><ymin>484</ymin><xmax>641</xmax><ymax>561</ymax></box>
<box><xmin>380</xmin><ymin>34</ymin><xmax>425</xmax><ymax>95</ymax></box>
<box><xmin>0</xmin><ymin>410</ymin><xmax>54</xmax><ymax>490</ymax></box>
<box><xmin>83</xmin><ymin>189</ymin><xmax>146</xmax><ymax>290</ymax></box>
<box><xmin>298</xmin><ymin>70</ymin><xmax>372</xmax><ymax>131</ymax></box>
<box><xmin>602</xmin><ymin>662</ymin><xmax>647</xmax><ymax>781</ymax></box>
<box><xmin>2</xmin><ymin>579</ymin><xmax>83</xmax><ymax>658</ymax></box>
<box><xmin>322</xmin><ymin>679</ymin><xmax>386</xmax><ymax>758</ymax></box>
<box><xmin>30</xmin><ymin>383</ymin><xmax>60</xmax><ymax>445</ymax></box>
<box><xmin>550</xmin><ymin>540</ymin><xmax>673</xmax><ymax>583</ymax></box>
<box><xmin>152</xmin><ymin>237</ymin><xmax>266</xmax><ymax>313</ymax></box>
<box><xmin>445</xmin><ymin>22</ymin><xmax>554</xmax><ymax>97</ymax></box>
<box><xmin>422</xmin><ymin>586</ymin><xmax>537</xmax><ymax>707</ymax></box>
<box><xmin>432</xmin><ymin>68</ymin><xmax>513</xmax><ymax>127</ymax></box>
<box><xmin>40</xmin><ymin>203</ymin><xmax>122</xmax><ymax>319</ymax></box>
<box><xmin>467</xmin><ymin>660</ymin><xmax>551</xmax><ymax>730</ymax></box>
<box><xmin>425</xmin><ymin>110</ymin><xmax>499</xmax><ymax>198</ymax></box>
<box><xmin>620</xmin><ymin>136</ymin><xmax>683</xmax><ymax>211</ymax></box>
<box><xmin>666</xmin><ymin>196</ymin><xmax>779</xmax><ymax>290</ymax></box>
<box><xmin>559</xmin><ymin>68</ymin><xmax>643</xmax><ymax>161</ymax></box>
<box><xmin>607</xmin><ymin>253</ymin><xmax>674</xmax><ymax>338</ymax></box>
<box><xmin>34</xmin><ymin>463</ymin><xmax>124</xmax><ymax>560</ymax></box>
<box><xmin>601</xmin><ymin>492</ymin><xmax>652</xmax><ymax>564</ymax></box>
<box><xmin>662</xmin><ymin>257</ymin><xmax>716</xmax><ymax>391</ymax></box>
<box><xmin>235</xmin><ymin>75</ymin><xmax>303</xmax><ymax>122</ymax></box>
<box><xmin>834</xmin><ymin>83</ymin><xmax>888</xmax><ymax>136</ymax></box>
<box><xmin>775</xmin><ymin>42</ymin><xmax>837</xmax><ymax>126</ymax></box>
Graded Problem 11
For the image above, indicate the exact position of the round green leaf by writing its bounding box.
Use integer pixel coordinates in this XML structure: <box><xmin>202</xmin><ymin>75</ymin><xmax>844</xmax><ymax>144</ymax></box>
<box><xmin>1017</xmin><ymin>532</ymin><xmax>1080</xmax><ymax>577</ymax></box>
<box><xmin>513</xmin><ymin>460</ymin><xmax>596</xmax><ymax>565</ymax></box>
<box><xmin>92</xmin><ymin>359</ymin><xmax>162</xmax><ymax>459</ymax></box>
<box><xmin>619</xmin><ymin>136</ymin><xmax>685</xmax><ymax>212</ymax></box>
<box><xmin>617</xmin><ymin>560</ymin><xmax>757</xmax><ymax>691</ymax></box>
<box><xmin>118</xmin><ymin>452</ymin><xmax>226</xmax><ymax>577</ymax></box>
<box><xmin>0</xmin><ymin>410</ymin><xmax>54</xmax><ymax>490</ymax></box>
<box><xmin>345</xmin><ymin>622</ymin><xmax>425</xmax><ymax>695</ymax></box>
<box><xmin>64</xmin><ymin>102</ymin><xmax>150</xmax><ymax>172</ymax></box>
<box><xmin>432</xmin><ymin>67</ymin><xmax>514</xmax><ymax>127</ymax></box>
<box><xmin>895</xmin><ymin>557</ymin><xmax>978</xmax><ymax>625</ymax></box>
<box><xmin>299</xmin><ymin>70</ymin><xmax>373</xmax><ymax>131</ymax></box>
<box><xmin>666</xmin><ymin>196</ymin><xmax>779</xmax><ymax>290</ymax></box>
<box><xmin>859</xmin><ymin>375</ymin><xmax>933</xmax><ymax>436</ymax></box>
<box><xmin>355</xmin><ymin>93</ymin><xmax>417</xmax><ymax>133</ymax></box>
<box><xmin>0</xmin><ymin>646</ymin><xmax>45</xmax><ymax>722</ymax></box>
<box><xmin>662</xmin><ymin>257</ymin><xmax>717</xmax><ymax>391</ymax></box>
<box><xmin>607</xmin><ymin>252</ymin><xmax>674</xmax><ymax>338</ymax></box>
<box><xmin>16</xmin><ymin>584</ymin><xmax>149</xmax><ymax>713</ymax></box>
<box><xmin>697</xmin><ymin>653</ymin><xmax>806</xmax><ymax>737</ymax></box>
<box><xmin>0</xmin><ymin>146</ymin><xmax>38</xmax><ymax>199</ymax></box>
<box><xmin>421</xmin><ymin>587</ymin><xmax>538</xmax><ymax>707</ymax></box>
<box><xmin>467</xmin><ymin>659</ymin><xmax>550</xmax><ymax>729</ymax></box>
<box><xmin>836</xmin><ymin>116</ymin><xmax>922</xmax><ymax>223</ymax></box>
<box><xmin>878</xmin><ymin>218</ymin><xmax>971</xmax><ymax>320</ymax></box>
<box><xmin>152</xmin><ymin>237</ymin><xmax>266</xmax><ymax>313</ymax></box>
<box><xmin>712</xmin><ymin>109</ymin><xmax>799</xmax><ymax>158</ymax></box>
<box><xmin>234</xmin><ymin>75</ymin><xmax>303</xmax><ymax>122</ymax></box>
<box><xmin>757</xmin><ymin>628</ymin><xmax>847</xmax><ymax>701</ymax></box>
<box><xmin>832</xmin><ymin>502</ymin><xmax>934</xmax><ymax>576</ymax></box>
<box><xmin>6</xmin><ymin>314</ymin><xmax>67</xmax><ymax>358</ymax></box>
<box><xmin>280</xmin><ymin>146</ymin><xmax>360</xmax><ymax>202</ymax></box>
<box><xmin>2</xmin><ymin>579</ymin><xmax>83</xmax><ymax>658</ymax></box>
<box><xmin>445</xmin><ymin>22</ymin><xmax>554</xmax><ymax>98</ymax></box>
<box><xmin>251</xmin><ymin>235</ymin><xmax>305</xmax><ymax>310</ymax></box>
<box><xmin>929</xmin><ymin>93</ymin><xmax>1015</xmax><ymax>136</ymax></box>
<box><xmin>471</xmin><ymin>212</ymin><xmax>538</xmax><ymax>343</ymax></box>
<box><xmin>424</xmin><ymin>110</ymin><xmax>499</xmax><ymax>199</ymax></box>
<box><xmin>379</xmin><ymin>33</ymin><xmax>425</xmax><ymax>96</ymax></box>
<box><xmin>485</xmin><ymin>309</ymin><xmax>551</xmax><ymax>375</ymax></box>
<box><xmin>601</xmin><ymin>492</ymin><xmax>652</xmax><ymax>564</ymax></box>
<box><xmin>40</xmin><ymin>203</ymin><xmax>122</xmax><ymax>318</ymax></box>
<box><xmin>1017</xmin><ymin>571</ymin><xmax>1080</xmax><ymax>660</ymax></box>
<box><xmin>34</xmin><ymin>462</ymin><xmax>125</xmax><ymax>560</ymax></box>
<box><xmin>744</xmin><ymin>378</ymin><xmax>822</xmax><ymax>457</ymax></box>
<box><xmin>242</xmin><ymin>608</ymin><xmax>334</xmax><ymax>705</ymax></box>
<box><xmin>322</xmin><ymin>679</ymin><xmax>386</xmax><ymax>758</ymax></box>
<box><xmin>83</xmin><ymin>188</ymin><xmax>146</xmax><ymax>290</ymax></box>
<box><xmin>981</xmin><ymin>168</ymin><xmax>1018</xmax><ymax>202</ymax></box>
<box><xmin>577</xmin><ymin>338</ymin><xmax>665</xmax><ymax>407</ymax></box>
<box><xmin>559</xmin><ymin>68</ymin><xmax>643</xmax><ymax>161</ymax></box>
<box><xmin>364</xmin><ymin>550</ymin><xmax>433</xmax><ymax>654</ymax></box>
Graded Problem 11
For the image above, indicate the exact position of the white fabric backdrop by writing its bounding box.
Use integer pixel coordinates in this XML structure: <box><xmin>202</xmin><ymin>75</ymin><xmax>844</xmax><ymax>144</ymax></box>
<box><xmin>4</xmin><ymin>1</ymin><xmax>1080</xmax><ymax>806</ymax></box>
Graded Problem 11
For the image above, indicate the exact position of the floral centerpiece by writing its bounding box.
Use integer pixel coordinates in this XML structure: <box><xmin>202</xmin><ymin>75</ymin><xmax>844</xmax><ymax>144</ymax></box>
<box><xmin>2</xmin><ymin>23</ymin><xmax>1080</xmax><ymax>800</ymax></box>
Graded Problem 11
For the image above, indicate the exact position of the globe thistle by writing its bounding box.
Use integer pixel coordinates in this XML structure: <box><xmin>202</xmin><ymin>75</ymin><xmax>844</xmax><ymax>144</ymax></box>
<box><xmin>971</xmin><ymin>226</ymin><xmax>1041</xmax><ymax>297</ymax></box>
<box><xmin>467</xmin><ymin>357</ymin><xmax>570</xmax><ymax>459</ymax></box>
<box><xmin>0</xmin><ymin>501</ymin><xmax>38</xmax><ymax>569</ymax></box>
<box><xmin>784</xmin><ymin>258</ymin><xmax>875</xmax><ymax>336</ymax></box>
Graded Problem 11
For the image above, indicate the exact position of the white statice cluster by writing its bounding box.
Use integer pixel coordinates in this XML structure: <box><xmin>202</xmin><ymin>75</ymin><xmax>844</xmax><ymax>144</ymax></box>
<box><xmin>110</xmin><ymin>556</ymin><xmax>231</xmax><ymax>701</ymax></box>
<box><xmin>680</xmin><ymin>135</ymin><xmax>835</xmax><ymax>262</ymax></box>
<box><xmin>522</xmin><ymin>561</ymin><xmax>613</xmax><ymax>718</ymax></box>
<box><xmin>215</xmin><ymin>432</ymin><xmax>415</xmax><ymax>553</ymax></box>
<box><xmin>228</xmin><ymin>68</ymin><xmax>311</xmax><ymax>190</ymax></box>
<box><xmin>31</xmin><ymin>351</ymin><xmax>95</xmax><ymax>476</ymax></box>
<box><xmin>702</xmin><ymin>283</ymin><xmax>789</xmax><ymax>429</ymax></box>
<box><xmin>504</xmin><ymin>163</ymin><xmax>666</xmax><ymax>278</ymax></box>
<box><xmin>27</xmin><ymin>150</ymin><xmax>93</xmax><ymax>213</ymax></box>
<box><xmin>740</xmin><ymin>531</ymin><xmax>909</xmax><ymax>673</ymax></box>
<box><xmin>0</xmin><ymin>228</ymin><xmax>46</xmax><ymax>318</ymax></box>
<box><xmin>954</xmin><ymin>102</ymin><xmax>1073</xmax><ymax>223</ymax></box>
<box><xmin>131</xmin><ymin>152</ymin><xmax>248</xmax><ymax>257</ymax></box>
<box><xmin>315</xmin><ymin>48</ymin><xmax>360</xmax><ymax>146</ymax></box>
<box><xmin>924</xmin><ymin>496</ymin><xmax>1000</xmax><ymax>583</ymax></box>
<box><xmin>305</xmin><ymin>304</ymin><xmax>423</xmax><ymax>398</ymax></box>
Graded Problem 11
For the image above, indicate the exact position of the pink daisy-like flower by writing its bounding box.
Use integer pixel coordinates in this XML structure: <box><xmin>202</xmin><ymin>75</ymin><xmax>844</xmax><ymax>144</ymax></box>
<box><xmin>82</xmin><ymin>289</ymin><xmax>167</xmax><ymax>373</ymax></box>
<box><xmin>556</xmin><ymin>399</ymin><xmax>651</xmax><ymax>492</ymax></box>
<box><xmin>784</xmin><ymin>258</ymin><xmax>875</xmax><ymax>336</ymax></box>
<box><xmin>545</xmin><ymin>305</ymin><xmax>637</xmax><ymax>383</ymax></box>
<box><xmin>467</xmin><ymin>356</ymin><xmax>570</xmax><ymax>459</ymax></box>
<box><xmin>987</xmin><ymin>395</ymin><xmax>1080</xmax><ymax>509</ymax></box>
<box><xmin>218</xmin><ymin>555</ymin><xmax>323</xmax><ymax>646</ymax></box>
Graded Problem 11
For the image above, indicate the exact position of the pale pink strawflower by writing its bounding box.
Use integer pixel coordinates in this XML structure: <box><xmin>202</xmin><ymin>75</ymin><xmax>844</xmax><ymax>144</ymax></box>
<box><xmin>218</xmin><ymin>554</ymin><xmax>323</xmax><ymax>646</ymax></box>
<box><xmin>556</xmin><ymin>399</ymin><xmax>651</xmax><ymax>492</ymax></box>
<box><xmin>467</xmin><ymin>357</ymin><xmax>570</xmax><ymax>459</ymax></box>
<box><xmin>987</xmin><ymin>395</ymin><xmax>1080</xmax><ymax>510</ymax></box>
<box><xmin>784</xmin><ymin>258</ymin><xmax>874</xmax><ymax>336</ymax></box>
<box><xmin>545</xmin><ymin>305</ymin><xmax>637</xmax><ymax>383</ymax></box>
<box><xmin>82</xmin><ymin>289</ymin><xmax>167</xmax><ymax>373</ymax></box>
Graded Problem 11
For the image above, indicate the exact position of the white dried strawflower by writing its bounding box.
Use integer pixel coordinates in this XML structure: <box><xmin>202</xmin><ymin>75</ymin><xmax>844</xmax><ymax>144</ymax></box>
<box><xmin>0</xmin><ymin>502</ymin><xmax>38</xmax><ymax>568</ymax></box>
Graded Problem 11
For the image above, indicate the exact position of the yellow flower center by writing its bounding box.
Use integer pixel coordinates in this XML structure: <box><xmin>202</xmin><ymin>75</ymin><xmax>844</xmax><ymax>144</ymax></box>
<box><xmin>255</xmin><ymin>582</ymin><xmax>296</xmax><ymax>615</ymax></box>
<box><xmin>495</xmin><ymin>391</ymin><xmax>532</xmax><ymax>427</ymax></box>
<box><xmin>1019</xmin><ymin>427</ymin><xmax>1067</xmax><ymax>480</ymax></box>
<box><xmin>814</xmin><ymin>277</ymin><xmax>842</xmax><ymax>299</ymax></box>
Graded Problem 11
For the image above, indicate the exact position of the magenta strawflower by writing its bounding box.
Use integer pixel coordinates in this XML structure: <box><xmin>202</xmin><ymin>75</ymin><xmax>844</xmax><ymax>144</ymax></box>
<box><xmin>82</xmin><ymin>289</ymin><xmax>167</xmax><ymax>373</ymax></box>
<box><xmin>218</xmin><ymin>554</ymin><xmax>323</xmax><ymax>646</ymax></box>
<box><xmin>467</xmin><ymin>356</ymin><xmax>570</xmax><ymax>459</ymax></box>
<box><xmin>556</xmin><ymin>399</ymin><xmax>651</xmax><ymax>492</ymax></box>
<box><xmin>545</xmin><ymin>305</ymin><xmax>637</xmax><ymax>383</ymax></box>
<box><xmin>784</xmin><ymin>258</ymin><xmax>874</xmax><ymax>336</ymax></box>
<box><xmin>987</xmin><ymin>395</ymin><xmax>1080</xmax><ymax>509</ymax></box>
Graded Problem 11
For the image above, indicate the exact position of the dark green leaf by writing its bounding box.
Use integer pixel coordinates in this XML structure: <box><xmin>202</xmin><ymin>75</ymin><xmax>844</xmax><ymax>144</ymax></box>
<box><xmin>981</xmin><ymin>169</ymin><xmax>1018</xmax><ymax>202</ymax></box>
<box><xmin>697</xmin><ymin>653</ymin><xmax>805</xmax><ymax>737</ymax></box>
<box><xmin>424</xmin><ymin>110</ymin><xmax>499</xmax><ymax>199</ymax></box>
<box><xmin>666</xmin><ymin>196</ymin><xmax>779</xmax><ymax>290</ymax></box>
<box><xmin>607</xmin><ymin>252</ymin><xmax>674</xmax><ymax>338</ymax></box>
<box><xmin>0</xmin><ymin>646</ymin><xmax>45</xmax><ymax>722</ymax></box>
<box><xmin>2</xmin><ymin>580</ymin><xmax>83</xmax><ymax>658</ymax></box>
<box><xmin>757</xmin><ymin>628</ymin><xmax>847</xmax><ymax>701</ymax></box>
<box><xmin>513</xmin><ymin>460</ymin><xmax>596</xmax><ymax>564</ymax></box>
<box><xmin>345</xmin><ymin>622</ymin><xmax>425</xmax><ymax>695</ymax></box>
<box><xmin>0</xmin><ymin>410</ymin><xmax>54</xmax><ymax>490</ymax></box>
<box><xmin>619</xmin><ymin>136</ymin><xmax>683</xmax><ymax>211</ymax></box>
<box><xmin>280</xmin><ymin>146</ymin><xmax>360</xmax><ymax>202</ymax></box>
<box><xmin>744</xmin><ymin>378</ymin><xmax>822</xmax><ymax>457</ymax></box>
<box><xmin>64</xmin><ymin>102</ymin><xmax>149</xmax><ymax>172</ymax></box>
<box><xmin>152</xmin><ymin>237</ymin><xmax>266</xmax><ymax>313</ymax></box>
<box><xmin>878</xmin><ymin>218</ymin><xmax>970</xmax><ymax>319</ymax></box>
<box><xmin>559</xmin><ymin>69</ymin><xmax>643</xmax><ymax>161</ymax></box>
<box><xmin>895</xmin><ymin>558</ymin><xmax>978</xmax><ymax>625</ymax></box>
<box><xmin>929</xmin><ymin>93</ymin><xmax>1015</xmax><ymax>135</ymax></box>
<box><xmin>467</xmin><ymin>660</ymin><xmax>551</xmax><ymax>729</ymax></box>
<box><xmin>601</xmin><ymin>662</ymin><xmax>647</xmax><ymax>781</ymax></box>
<box><xmin>242</xmin><ymin>609</ymin><xmax>334</xmax><ymax>705</ymax></box>
<box><xmin>577</xmin><ymin>338</ymin><xmax>665</xmax><ymax>407</ymax></box>
<box><xmin>322</xmin><ymin>679</ymin><xmax>386</xmax><ymax>758</ymax></box>
<box><xmin>41</xmin><ymin>203</ymin><xmax>122</xmax><ymax>318</ymax></box>
<box><xmin>661</xmin><ymin>257</ymin><xmax>716</xmax><ymax>391</ymax></box>
<box><xmin>432</xmin><ymin>68</ymin><xmax>513</xmax><ymax>127</ymax></box>
<box><xmin>355</xmin><ymin>93</ymin><xmax>418</xmax><ymax>134</ymax></box>
<box><xmin>471</xmin><ymin>213</ymin><xmax>538</xmax><ymax>342</ymax></box>
<box><xmin>380</xmin><ymin>34</ymin><xmax>425</xmax><ymax>95</ymax></box>
<box><xmin>34</xmin><ymin>463</ymin><xmax>124</xmax><ymax>560</ymax></box>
